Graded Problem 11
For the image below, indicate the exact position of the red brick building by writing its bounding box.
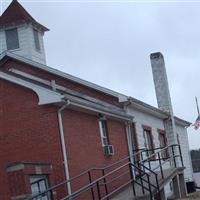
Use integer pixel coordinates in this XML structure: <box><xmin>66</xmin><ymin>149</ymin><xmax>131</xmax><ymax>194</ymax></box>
<box><xmin>0</xmin><ymin>1</ymin><xmax>135</xmax><ymax>199</ymax></box>
<box><xmin>0</xmin><ymin>1</ymin><xmax>192</xmax><ymax>200</ymax></box>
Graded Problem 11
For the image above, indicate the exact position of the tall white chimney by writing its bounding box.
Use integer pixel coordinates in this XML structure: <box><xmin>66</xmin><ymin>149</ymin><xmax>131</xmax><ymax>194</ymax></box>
<box><xmin>150</xmin><ymin>52</ymin><xmax>178</xmax><ymax>146</ymax></box>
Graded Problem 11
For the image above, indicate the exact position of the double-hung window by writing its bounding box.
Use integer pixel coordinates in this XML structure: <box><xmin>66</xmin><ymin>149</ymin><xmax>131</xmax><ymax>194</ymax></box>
<box><xmin>143</xmin><ymin>126</ymin><xmax>155</xmax><ymax>158</ymax></box>
<box><xmin>158</xmin><ymin>130</ymin><xmax>168</xmax><ymax>159</ymax></box>
<box><xmin>99</xmin><ymin>115</ymin><xmax>109</xmax><ymax>146</ymax></box>
<box><xmin>98</xmin><ymin>115</ymin><xmax>114</xmax><ymax>156</ymax></box>
<box><xmin>5</xmin><ymin>28</ymin><xmax>19</xmax><ymax>50</ymax></box>
<box><xmin>33</xmin><ymin>29</ymin><xmax>41</xmax><ymax>51</ymax></box>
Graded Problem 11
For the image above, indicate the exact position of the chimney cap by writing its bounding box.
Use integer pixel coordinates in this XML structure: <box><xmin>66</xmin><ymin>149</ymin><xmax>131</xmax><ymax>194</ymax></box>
<box><xmin>150</xmin><ymin>52</ymin><xmax>163</xmax><ymax>60</ymax></box>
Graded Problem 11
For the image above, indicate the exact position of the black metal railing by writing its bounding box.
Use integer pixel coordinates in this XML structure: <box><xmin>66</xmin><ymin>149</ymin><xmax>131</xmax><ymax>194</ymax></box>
<box><xmin>27</xmin><ymin>144</ymin><xmax>184</xmax><ymax>200</ymax></box>
<box><xmin>135</xmin><ymin>144</ymin><xmax>184</xmax><ymax>179</ymax></box>
<box><xmin>60</xmin><ymin>161</ymin><xmax>160</xmax><ymax>200</ymax></box>
<box><xmin>27</xmin><ymin>149</ymin><xmax>145</xmax><ymax>200</ymax></box>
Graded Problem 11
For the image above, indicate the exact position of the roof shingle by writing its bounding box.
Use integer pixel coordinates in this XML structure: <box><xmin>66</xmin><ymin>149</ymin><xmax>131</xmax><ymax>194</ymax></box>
<box><xmin>0</xmin><ymin>0</ymin><xmax>49</xmax><ymax>31</ymax></box>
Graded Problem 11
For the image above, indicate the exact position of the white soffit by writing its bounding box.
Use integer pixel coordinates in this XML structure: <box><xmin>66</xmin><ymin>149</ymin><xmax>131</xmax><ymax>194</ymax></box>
<box><xmin>0</xmin><ymin>72</ymin><xmax>64</xmax><ymax>105</ymax></box>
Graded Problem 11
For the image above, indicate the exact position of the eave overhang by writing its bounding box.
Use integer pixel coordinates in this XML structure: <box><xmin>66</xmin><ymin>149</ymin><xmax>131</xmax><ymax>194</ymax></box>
<box><xmin>0</xmin><ymin>52</ymin><xmax>123</xmax><ymax>99</ymax></box>
<box><xmin>0</xmin><ymin>72</ymin><xmax>64</xmax><ymax>105</ymax></box>
<box><xmin>123</xmin><ymin>97</ymin><xmax>192</xmax><ymax>127</ymax></box>
<box><xmin>0</xmin><ymin>71</ymin><xmax>132</xmax><ymax>121</ymax></box>
<box><xmin>123</xmin><ymin>97</ymin><xmax>168</xmax><ymax>119</ymax></box>
<box><xmin>0</xmin><ymin>52</ymin><xmax>190</xmax><ymax>125</ymax></box>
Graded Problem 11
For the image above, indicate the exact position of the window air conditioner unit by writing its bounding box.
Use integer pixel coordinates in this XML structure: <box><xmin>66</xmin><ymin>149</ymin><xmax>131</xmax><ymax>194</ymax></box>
<box><xmin>103</xmin><ymin>145</ymin><xmax>114</xmax><ymax>156</ymax></box>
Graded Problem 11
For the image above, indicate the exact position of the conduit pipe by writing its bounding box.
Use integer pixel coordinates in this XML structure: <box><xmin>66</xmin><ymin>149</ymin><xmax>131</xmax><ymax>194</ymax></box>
<box><xmin>57</xmin><ymin>100</ymin><xmax>72</xmax><ymax>195</ymax></box>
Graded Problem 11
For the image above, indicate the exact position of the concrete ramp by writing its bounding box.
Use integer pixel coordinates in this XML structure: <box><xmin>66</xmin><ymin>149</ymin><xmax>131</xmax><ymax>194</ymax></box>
<box><xmin>111</xmin><ymin>167</ymin><xmax>185</xmax><ymax>200</ymax></box>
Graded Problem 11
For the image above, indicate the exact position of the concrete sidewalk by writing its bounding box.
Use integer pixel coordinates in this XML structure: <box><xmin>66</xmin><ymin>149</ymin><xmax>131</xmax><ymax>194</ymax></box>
<box><xmin>175</xmin><ymin>191</ymin><xmax>200</xmax><ymax>199</ymax></box>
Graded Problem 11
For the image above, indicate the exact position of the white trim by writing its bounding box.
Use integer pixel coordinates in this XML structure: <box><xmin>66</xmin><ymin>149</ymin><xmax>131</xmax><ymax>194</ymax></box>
<box><xmin>0</xmin><ymin>71</ymin><xmax>132</xmax><ymax>121</ymax></box>
<box><xmin>70</xmin><ymin>101</ymin><xmax>132</xmax><ymax>121</ymax></box>
<box><xmin>9</xmin><ymin>68</ymin><xmax>52</xmax><ymax>86</ymax></box>
<box><xmin>98</xmin><ymin>120</ymin><xmax>105</xmax><ymax>146</ymax></box>
<box><xmin>0</xmin><ymin>72</ymin><xmax>64</xmax><ymax>105</ymax></box>
<box><xmin>1</xmin><ymin>51</ymin><xmax>124</xmax><ymax>98</ymax></box>
<box><xmin>57</xmin><ymin>102</ymin><xmax>72</xmax><ymax>195</ymax></box>
<box><xmin>6</xmin><ymin>164</ymin><xmax>25</xmax><ymax>172</ymax></box>
<box><xmin>125</xmin><ymin>123</ymin><xmax>134</xmax><ymax>164</ymax></box>
<box><xmin>5</xmin><ymin>27</ymin><xmax>20</xmax><ymax>51</ymax></box>
<box><xmin>0</xmin><ymin>52</ymin><xmax>191</xmax><ymax>126</ymax></box>
<box><xmin>98</xmin><ymin>119</ymin><xmax>109</xmax><ymax>146</ymax></box>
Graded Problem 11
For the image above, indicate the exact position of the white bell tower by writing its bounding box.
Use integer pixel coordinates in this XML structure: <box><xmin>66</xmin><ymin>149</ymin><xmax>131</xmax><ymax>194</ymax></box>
<box><xmin>0</xmin><ymin>0</ymin><xmax>49</xmax><ymax>64</ymax></box>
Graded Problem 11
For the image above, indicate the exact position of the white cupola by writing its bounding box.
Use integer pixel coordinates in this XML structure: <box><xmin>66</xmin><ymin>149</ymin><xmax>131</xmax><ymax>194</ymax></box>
<box><xmin>0</xmin><ymin>0</ymin><xmax>49</xmax><ymax>64</ymax></box>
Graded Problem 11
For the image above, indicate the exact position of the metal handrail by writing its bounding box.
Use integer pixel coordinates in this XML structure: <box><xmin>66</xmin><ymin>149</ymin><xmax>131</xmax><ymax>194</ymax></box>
<box><xmin>27</xmin><ymin>149</ymin><xmax>146</xmax><ymax>200</ymax></box>
<box><xmin>62</xmin><ymin>162</ymin><xmax>131</xmax><ymax>200</ymax></box>
<box><xmin>28</xmin><ymin>144</ymin><xmax>183</xmax><ymax>200</ymax></box>
<box><xmin>62</xmin><ymin>161</ymin><xmax>157</xmax><ymax>200</ymax></box>
<box><xmin>137</xmin><ymin>144</ymin><xmax>182</xmax><ymax>166</ymax></box>
<box><xmin>137</xmin><ymin>144</ymin><xmax>184</xmax><ymax>179</ymax></box>
<box><xmin>139</xmin><ymin>145</ymin><xmax>171</xmax><ymax>163</ymax></box>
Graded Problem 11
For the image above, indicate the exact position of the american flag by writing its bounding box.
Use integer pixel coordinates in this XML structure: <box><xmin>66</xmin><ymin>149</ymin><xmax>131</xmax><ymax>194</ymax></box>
<box><xmin>193</xmin><ymin>115</ymin><xmax>200</xmax><ymax>130</ymax></box>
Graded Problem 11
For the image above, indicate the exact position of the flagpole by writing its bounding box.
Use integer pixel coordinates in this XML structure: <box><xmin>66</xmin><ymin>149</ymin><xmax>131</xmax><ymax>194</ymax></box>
<box><xmin>195</xmin><ymin>96</ymin><xmax>200</xmax><ymax>115</ymax></box>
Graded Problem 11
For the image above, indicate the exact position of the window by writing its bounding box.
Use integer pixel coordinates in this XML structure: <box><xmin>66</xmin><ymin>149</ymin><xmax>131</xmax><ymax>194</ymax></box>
<box><xmin>143</xmin><ymin>126</ymin><xmax>154</xmax><ymax>157</ymax></box>
<box><xmin>5</xmin><ymin>28</ymin><xmax>19</xmax><ymax>50</ymax></box>
<box><xmin>177</xmin><ymin>133</ymin><xmax>180</xmax><ymax>145</ymax></box>
<box><xmin>99</xmin><ymin>116</ymin><xmax>114</xmax><ymax>156</ymax></box>
<box><xmin>33</xmin><ymin>29</ymin><xmax>40</xmax><ymax>51</ymax></box>
<box><xmin>30</xmin><ymin>175</ymin><xmax>49</xmax><ymax>200</ymax></box>
<box><xmin>98</xmin><ymin>115</ymin><xmax>110</xmax><ymax>146</ymax></box>
<box><xmin>158</xmin><ymin>130</ymin><xmax>168</xmax><ymax>159</ymax></box>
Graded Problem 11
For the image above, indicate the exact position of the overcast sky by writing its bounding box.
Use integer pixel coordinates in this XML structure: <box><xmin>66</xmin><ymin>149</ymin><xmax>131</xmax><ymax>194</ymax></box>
<box><xmin>2</xmin><ymin>0</ymin><xmax>200</xmax><ymax>149</ymax></box>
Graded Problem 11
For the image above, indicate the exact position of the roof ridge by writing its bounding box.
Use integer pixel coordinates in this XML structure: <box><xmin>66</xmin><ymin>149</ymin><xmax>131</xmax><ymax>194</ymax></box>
<box><xmin>0</xmin><ymin>51</ymin><xmax>191</xmax><ymax>125</ymax></box>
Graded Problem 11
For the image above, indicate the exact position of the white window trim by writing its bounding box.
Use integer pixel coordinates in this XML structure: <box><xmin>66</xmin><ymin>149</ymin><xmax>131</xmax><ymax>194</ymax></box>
<box><xmin>33</xmin><ymin>28</ymin><xmax>41</xmax><ymax>52</ymax></box>
<box><xmin>98</xmin><ymin>117</ymin><xmax>109</xmax><ymax>147</ymax></box>
<box><xmin>5</xmin><ymin>27</ymin><xmax>20</xmax><ymax>50</ymax></box>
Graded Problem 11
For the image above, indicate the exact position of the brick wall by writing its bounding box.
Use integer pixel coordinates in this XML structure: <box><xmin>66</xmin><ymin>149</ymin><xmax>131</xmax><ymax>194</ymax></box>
<box><xmin>0</xmin><ymin>79</ymin><xmax>65</xmax><ymax>199</ymax></box>
<box><xmin>1</xmin><ymin>58</ymin><xmax>121</xmax><ymax>107</ymax></box>
<box><xmin>0</xmin><ymin>72</ymin><xmax>129</xmax><ymax>199</ymax></box>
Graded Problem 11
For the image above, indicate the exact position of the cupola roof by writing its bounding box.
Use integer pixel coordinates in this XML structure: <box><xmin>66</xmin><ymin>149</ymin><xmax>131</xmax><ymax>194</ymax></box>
<box><xmin>0</xmin><ymin>0</ymin><xmax>49</xmax><ymax>31</ymax></box>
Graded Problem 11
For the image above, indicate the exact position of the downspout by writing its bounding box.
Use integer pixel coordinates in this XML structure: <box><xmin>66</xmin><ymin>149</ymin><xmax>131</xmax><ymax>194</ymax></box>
<box><xmin>124</xmin><ymin>102</ymin><xmax>134</xmax><ymax>164</ymax></box>
<box><xmin>57</xmin><ymin>100</ymin><xmax>72</xmax><ymax>195</ymax></box>
<box><xmin>125</xmin><ymin>121</ymin><xmax>134</xmax><ymax>164</ymax></box>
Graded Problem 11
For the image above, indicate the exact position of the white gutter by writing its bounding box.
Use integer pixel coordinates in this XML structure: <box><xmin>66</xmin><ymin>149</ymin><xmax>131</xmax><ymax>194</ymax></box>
<box><xmin>69</xmin><ymin>101</ymin><xmax>132</xmax><ymax>121</ymax></box>
<box><xmin>57</xmin><ymin>100</ymin><xmax>72</xmax><ymax>195</ymax></box>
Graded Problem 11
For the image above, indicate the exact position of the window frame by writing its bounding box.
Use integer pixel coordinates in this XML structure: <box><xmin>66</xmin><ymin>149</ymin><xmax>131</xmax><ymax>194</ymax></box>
<box><xmin>33</xmin><ymin>28</ymin><xmax>41</xmax><ymax>51</ymax></box>
<box><xmin>30</xmin><ymin>174</ymin><xmax>49</xmax><ymax>199</ymax></box>
<box><xmin>158</xmin><ymin>129</ymin><xmax>169</xmax><ymax>160</ymax></box>
<box><xmin>5</xmin><ymin>27</ymin><xmax>20</xmax><ymax>50</ymax></box>
<box><xmin>142</xmin><ymin>125</ymin><xmax>155</xmax><ymax>159</ymax></box>
<box><xmin>98</xmin><ymin>115</ymin><xmax>110</xmax><ymax>147</ymax></box>
<box><xmin>177</xmin><ymin>133</ymin><xmax>180</xmax><ymax>145</ymax></box>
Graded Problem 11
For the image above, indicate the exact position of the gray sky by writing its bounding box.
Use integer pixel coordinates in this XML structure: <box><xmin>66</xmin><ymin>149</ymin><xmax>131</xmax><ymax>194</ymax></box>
<box><xmin>2</xmin><ymin>0</ymin><xmax>200</xmax><ymax>149</ymax></box>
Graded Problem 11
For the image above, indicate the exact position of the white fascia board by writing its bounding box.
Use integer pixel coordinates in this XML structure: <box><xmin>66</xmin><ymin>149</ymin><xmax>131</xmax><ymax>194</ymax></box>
<box><xmin>126</xmin><ymin>101</ymin><xmax>168</xmax><ymax>119</ymax></box>
<box><xmin>0</xmin><ymin>72</ymin><xmax>64</xmax><ymax>105</ymax></box>
<box><xmin>2</xmin><ymin>52</ymin><xmax>126</xmax><ymax>99</ymax></box>
<box><xmin>174</xmin><ymin>117</ymin><xmax>191</xmax><ymax>127</ymax></box>
<box><xmin>128</xmin><ymin>101</ymin><xmax>191</xmax><ymax>126</ymax></box>
<box><xmin>1</xmin><ymin>52</ymin><xmax>190</xmax><ymax>125</ymax></box>
<box><xmin>69</xmin><ymin>101</ymin><xmax>133</xmax><ymax>121</ymax></box>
